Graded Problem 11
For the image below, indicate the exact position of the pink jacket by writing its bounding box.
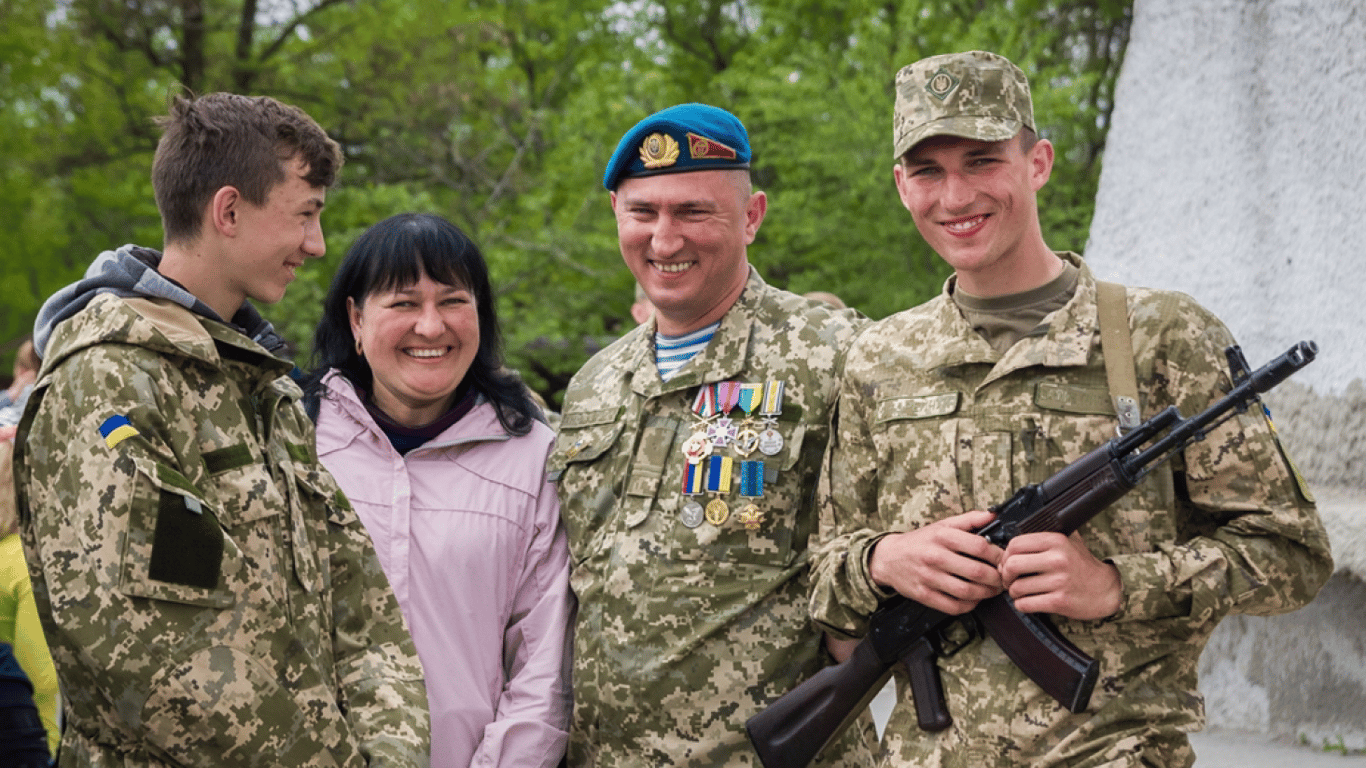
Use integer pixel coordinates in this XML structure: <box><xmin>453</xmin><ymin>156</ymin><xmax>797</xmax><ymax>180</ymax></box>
<box><xmin>316</xmin><ymin>372</ymin><xmax>573</xmax><ymax>768</ymax></box>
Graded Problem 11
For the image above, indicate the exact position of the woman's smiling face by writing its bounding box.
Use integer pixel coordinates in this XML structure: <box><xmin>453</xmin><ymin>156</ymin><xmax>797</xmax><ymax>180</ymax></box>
<box><xmin>348</xmin><ymin>270</ymin><xmax>480</xmax><ymax>427</ymax></box>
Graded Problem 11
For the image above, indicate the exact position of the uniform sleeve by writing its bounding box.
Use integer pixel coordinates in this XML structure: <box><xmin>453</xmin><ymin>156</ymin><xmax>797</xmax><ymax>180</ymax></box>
<box><xmin>471</xmin><ymin>444</ymin><xmax>575</xmax><ymax>768</ymax></box>
<box><xmin>21</xmin><ymin>348</ymin><xmax>367</xmax><ymax>767</ymax></box>
<box><xmin>306</xmin><ymin>373</ymin><xmax>429</xmax><ymax>764</ymax></box>
<box><xmin>1107</xmin><ymin>310</ymin><xmax>1333</xmax><ymax>626</ymax></box>
<box><xmin>808</xmin><ymin>355</ymin><xmax>894</xmax><ymax>640</ymax></box>
<box><xmin>322</xmin><ymin>495</ymin><xmax>432</xmax><ymax>767</ymax></box>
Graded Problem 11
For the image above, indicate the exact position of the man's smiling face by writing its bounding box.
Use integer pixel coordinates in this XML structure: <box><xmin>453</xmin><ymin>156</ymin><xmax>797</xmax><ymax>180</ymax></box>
<box><xmin>611</xmin><ymin>169</ymin><xmax>764</xmax><ymax>335</ymax></box>
<box><xmin>894</xmin><ymin>132</ymin><xmax>1052</xmax><ymax>294</ymax></box>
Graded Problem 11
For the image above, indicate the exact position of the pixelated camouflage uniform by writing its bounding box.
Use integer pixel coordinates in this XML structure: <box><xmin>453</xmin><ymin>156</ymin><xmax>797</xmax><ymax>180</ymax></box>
<box><xmin>809</xmin><ymin>253</ymin><xmax>1332</xmax><ymax>768</ymax></box>
<box><xmin>15</xmin><ymin>293</ymin><xmax>430</xmax><ymax>767</ymax></box>
<box><xmin>550</xmin><ymin>268</ymin><xmax>875</xmax><ymax>768</ymax></box>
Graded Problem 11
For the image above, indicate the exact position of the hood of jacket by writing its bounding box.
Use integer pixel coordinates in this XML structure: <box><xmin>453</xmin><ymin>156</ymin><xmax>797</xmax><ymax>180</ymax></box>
<box><xmin>33</xmin><ymin>244</ymin><xmax>287</xmax><ymax>359</ymax></box>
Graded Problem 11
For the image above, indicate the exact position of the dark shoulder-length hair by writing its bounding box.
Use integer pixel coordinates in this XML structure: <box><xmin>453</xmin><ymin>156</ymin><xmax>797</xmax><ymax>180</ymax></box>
<box><xmin>300</xmin><ymin>212</ymin><xmax>537</xmax><ymax>437</ymax></box>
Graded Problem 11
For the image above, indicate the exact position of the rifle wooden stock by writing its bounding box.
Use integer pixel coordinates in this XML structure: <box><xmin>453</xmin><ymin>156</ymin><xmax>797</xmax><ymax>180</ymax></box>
<box><xmin>745</xmin><ymin>342</ymin><xmax>1318</xmax><ymax>768</ymax></box>
<box><xmin>745</xmin><ymin>639</ymin><xmax>893</xmax><ymax>768</ymax></box>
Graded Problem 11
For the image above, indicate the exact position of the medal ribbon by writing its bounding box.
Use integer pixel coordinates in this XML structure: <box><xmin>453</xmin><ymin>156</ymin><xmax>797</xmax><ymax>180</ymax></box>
<box><xmin>715</xmin><ymin>381</ymin><xmax>742</xmax><ymax>415</ymax></box>
<box><xmin>739</xmin><ymin>460</ymin><xmax>764</xmax><ymax>498</ymax></box>
<box><xmin>692</xmin><ymin>385</ymin><xmax>717</xmax><ymax>418</ymax></box>
<box><xmin>682</xmin><ymin>461</ymin><xmax>705</xmax><ymax>495</ymax></box>
<box><xmin>706</xmin><ymin>456</ymin><xmax>733</xmax><ymax>493</ymax></box>
<box><xmin>760</xmin><ymin>380</ymin><xmax>785</xmax><ymax>416</ymax></box>
<box><xmin>736</xmin><ymin>383</ymin><xmax>762</xmax><ymax>415</ymax></box>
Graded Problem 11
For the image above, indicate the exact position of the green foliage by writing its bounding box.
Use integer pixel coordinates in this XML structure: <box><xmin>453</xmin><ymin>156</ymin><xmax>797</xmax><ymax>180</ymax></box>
<box><xmin>0</xmin><ymin>0</ymin><xmax>1132</xmax><ymax>404</ymax></box>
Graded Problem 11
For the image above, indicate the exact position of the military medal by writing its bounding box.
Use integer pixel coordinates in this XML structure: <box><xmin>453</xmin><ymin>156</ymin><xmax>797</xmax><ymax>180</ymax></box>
<box><xmin>708</xmin><ymin>381</ymin><xmax>743</xmax><ymax>448</ymax></box>
<box><xmin>733</xmin><ymin>426</ymin><xmax>760</xmax><ymax>457</ymax></box>
<box><xmin>704</xmin><ymin>455</ymin><xmax>733</xmax><ymax>525</ymax></box>
<box><xmin>681</xmin><ymin>432</ymin><xmax>713</xmax><ymax>464</ymax></box>
<box><xmin>732</xmin><ymin>382</ymin><xmax>763</xmax><ymax>456</ymax></box>
<box><xmin>757</xmin><ymin>427</ymin><xmax>784</xmax><ymax>456</ymax></box>
<box><xmin>757</xmin><ymin>380</ymin><xmax>785</xmax><ymax>456</ymax></box>
<box><xmin>680</xmin><ymin>460</ymin><xmax>706</xmax><ymax>528</ymax></box>
<box><xmin>736</xmin><ymin>459</ymin><xmax>765</xmax><ymax>531</ymax></box>
<box><xmin>684</xmin><ymin>385</ymin><xmax>718</xmax><ymax>461</ymax></box>
<box><xmin>706</xmin><ymin>415</ymin><xmax>739</xmax><ymax>449</ymax></box>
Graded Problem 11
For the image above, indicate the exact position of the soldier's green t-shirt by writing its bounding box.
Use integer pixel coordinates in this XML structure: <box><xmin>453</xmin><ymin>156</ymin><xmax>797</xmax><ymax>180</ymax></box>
<box><xmin>953</xmin><ymin>259</ymin><xmax>1080</xmax><ymax>355</ymax></box>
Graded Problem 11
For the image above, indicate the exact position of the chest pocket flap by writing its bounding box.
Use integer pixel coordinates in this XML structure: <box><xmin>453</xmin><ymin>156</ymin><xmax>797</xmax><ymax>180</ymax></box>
<box><xmin>1034</xmin><ymin>382</ymin><xmax>1114</xmax><ymax>415</ymax></box>
<box><xmin>874</xmin><ymin>392</ymin><xmax>960</xmax><ymax>424</ymax></box>
<box><xmin>200</xmin><ymin>443</ymin><xmax>287</xmax><ymax>527</ymax></box>
<box><xmin>549</xmin><ymin>406</ymin><xmax>624</xmax><ymax>481</ymax></box>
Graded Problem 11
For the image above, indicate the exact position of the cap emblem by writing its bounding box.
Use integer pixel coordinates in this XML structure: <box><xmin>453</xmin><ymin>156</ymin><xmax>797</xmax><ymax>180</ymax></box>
<box><xmin>639</xmin><ymin>132</ymin><xmax>681</xmax><ymax>169</ymax></box>
<box><xmin>926</xmin><ymin>67</ymin><xmax>960</xmax><ymax>101</ymax></box>
<box><xmin>687</xmin><ymin>132</ymin><xmax>738</xmax><ymax>161</ymax></box>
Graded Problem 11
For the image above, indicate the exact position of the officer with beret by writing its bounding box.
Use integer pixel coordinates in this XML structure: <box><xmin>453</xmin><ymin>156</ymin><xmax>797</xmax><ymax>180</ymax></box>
<box><xmin>808</xmin><ymin>51</ymin><xmax>1332</xmax><ymax>766</ymax></box>
<box><xmin>550</xmin><ymin>103</ymin><xmax>875</xmax><ymax>767</ymax></box>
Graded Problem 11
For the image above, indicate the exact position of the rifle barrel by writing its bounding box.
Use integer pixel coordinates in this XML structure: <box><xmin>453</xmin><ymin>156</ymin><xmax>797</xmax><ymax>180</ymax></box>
<box><xmin>1127</xmin><ymin>341</ymin><xmax>1316</xmax><ymax>474</ymax></box>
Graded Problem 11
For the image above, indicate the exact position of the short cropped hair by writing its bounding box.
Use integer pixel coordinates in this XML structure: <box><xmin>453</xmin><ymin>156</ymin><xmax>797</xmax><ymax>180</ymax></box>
<box><xmin>152</xmin><ymin>93</ymin><xmax>343</xmax><ymax>244</ymax></box>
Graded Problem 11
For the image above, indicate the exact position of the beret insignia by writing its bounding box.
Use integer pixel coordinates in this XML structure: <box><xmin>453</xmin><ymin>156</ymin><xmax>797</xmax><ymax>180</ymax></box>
<box><xmin>687</xmin><ymin>132</ymin><xmax>738</xmax><ymax>161</ymax></box>
<box><xmin>639</xmin><ymin>132</ymin><xmax>681</xmax><ymax>169</ymax></box>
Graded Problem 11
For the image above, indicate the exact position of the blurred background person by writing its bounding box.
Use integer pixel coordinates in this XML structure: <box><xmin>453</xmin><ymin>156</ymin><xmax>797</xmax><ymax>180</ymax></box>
<box><xmin>0</xmin><ymin>642</ymin><xmax>51</xmax><ymax>768</ymax></box>
<box><xmin>629</xmin><ymin>282</ymin><xmax>654</xmax><ymax>326</ymax></box>
<box><xmin>302</xmin><ymin>213</ymin><xmax>574</xmax><ymax>768</ymax></box>
<box><xmin>2</xmin><ymin>420</ymin><xmax>59</xmax><ymax>760</ymax></box>
<box><xmin>0</xmin><ymin>339</ymin><xmax>39</xmax><ymax>427</ymax></box>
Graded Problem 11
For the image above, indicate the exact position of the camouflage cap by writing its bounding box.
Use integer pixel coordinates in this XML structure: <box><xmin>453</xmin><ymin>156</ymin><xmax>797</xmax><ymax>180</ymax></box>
<box><xmin>892</xmin><ymin>50</ymin><xmax>1034</xmax><ymax>159</ymax></box>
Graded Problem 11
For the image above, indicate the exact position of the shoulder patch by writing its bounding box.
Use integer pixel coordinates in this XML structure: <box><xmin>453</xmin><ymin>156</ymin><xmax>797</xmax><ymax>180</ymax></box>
<box><xmin>1262</xmin><ymin>404</ymin><xmax>1316</xmax><ymax>503</ymax></box>
<box><xmin>99</xmin><ymin>415</ymin><xmax>140</xmax><ymax>448</ymax></box>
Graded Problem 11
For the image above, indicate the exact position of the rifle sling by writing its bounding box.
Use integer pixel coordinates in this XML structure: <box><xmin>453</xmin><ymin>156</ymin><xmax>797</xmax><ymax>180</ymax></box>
<box><xmin>1096</xmin><ymin>280</ymin><xmax>1141</xmax><ymax>432</ymax></box>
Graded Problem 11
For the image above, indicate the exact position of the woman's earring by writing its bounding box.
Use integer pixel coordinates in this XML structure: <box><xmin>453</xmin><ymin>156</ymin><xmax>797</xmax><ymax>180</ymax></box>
<box><xmin>355</xmin><ymin>339</ymin><xmax>363</xmax><ymax>357</ymax></box>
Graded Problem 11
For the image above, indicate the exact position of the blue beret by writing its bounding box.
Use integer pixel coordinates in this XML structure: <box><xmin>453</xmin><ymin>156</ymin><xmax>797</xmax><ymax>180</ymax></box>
<box><xmin>603</xmin><ymin>103</ymin><xmax>752</xmax><ymax>191</ymax></box>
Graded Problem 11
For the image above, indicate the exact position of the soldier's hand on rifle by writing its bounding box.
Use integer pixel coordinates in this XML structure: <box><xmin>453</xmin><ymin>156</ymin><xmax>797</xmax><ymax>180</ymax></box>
<box><xmin>868</xmin><ymin>509</ymin><xmax>1004</xmax><ymax>615</ymax></box>
<box><xmin>998</xmin><ymin>531</ymin><xmax>1123</xmax><ymax>621</ymax></box>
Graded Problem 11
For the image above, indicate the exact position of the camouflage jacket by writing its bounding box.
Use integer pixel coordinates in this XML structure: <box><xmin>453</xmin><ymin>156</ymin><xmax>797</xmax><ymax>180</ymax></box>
<box><xmin>809</xmin><ymin>254</ymin><xmax>1332</xmax><ymax>768</ymax></box>
<box><xmin>550</xmin><ymin>268</ymin><xmax>874</xmax><ymax>768</ymax></box>
<box><xmin>15</xmin><ymin>294</ymin><xmax>430</xmax><ymax>767</ymax></box>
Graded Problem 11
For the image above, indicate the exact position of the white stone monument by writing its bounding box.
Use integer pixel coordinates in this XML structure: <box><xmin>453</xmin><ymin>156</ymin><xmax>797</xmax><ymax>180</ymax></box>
<box><xmin>1086</xmin><ymin>0</ymin><xmax>1365</xmax><ymax>750</ymax></box>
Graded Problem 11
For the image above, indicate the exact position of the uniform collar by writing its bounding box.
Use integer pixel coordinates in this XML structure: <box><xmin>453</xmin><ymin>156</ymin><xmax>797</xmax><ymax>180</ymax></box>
<box><xmin>626</xmin><ymin>266</ymin><xmax>765</xmax><ymax>398</ymax></box>
<box><xmin>926</xmin><ymin>252</ymin><xmax>1097</xmax><ymax>388</ymax></box>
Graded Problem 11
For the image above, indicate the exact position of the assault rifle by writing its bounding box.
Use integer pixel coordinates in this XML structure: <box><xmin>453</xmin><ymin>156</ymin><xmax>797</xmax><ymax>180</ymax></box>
<box><xmin>746</xmin><ymin>341</ymin><xmax>1318</xmax><ymax>768</ymax></box>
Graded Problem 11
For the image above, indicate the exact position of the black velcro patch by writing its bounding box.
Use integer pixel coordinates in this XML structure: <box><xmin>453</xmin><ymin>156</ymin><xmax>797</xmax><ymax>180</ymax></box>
<box><xmin>148</xmin><ymin>490</ymin><xmax>223</xmax><ymax>590</ymax></box>
<box><xmin>202</xmin><ymin>444</ymin><xmax>254</xmax><ymax>474</ymax></box>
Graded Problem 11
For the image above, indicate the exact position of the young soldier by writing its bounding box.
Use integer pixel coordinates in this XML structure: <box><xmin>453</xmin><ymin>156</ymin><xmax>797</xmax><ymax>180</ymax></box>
<box><xmin>809</xmin><ymin>51</ymin><xmax>1331</xmax><ymax>767</ymax></box>
<box><xmin>15</xmin><ymin>93</ymin><xmax>430</xmax><ymax>766</ymax></box>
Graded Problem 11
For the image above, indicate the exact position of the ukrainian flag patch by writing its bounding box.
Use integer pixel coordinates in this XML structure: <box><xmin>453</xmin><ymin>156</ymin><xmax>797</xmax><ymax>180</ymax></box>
<box><xmin>99</xmin><ymin>415</ymin><xmax>139</xmax><ymax>448</ymax></box>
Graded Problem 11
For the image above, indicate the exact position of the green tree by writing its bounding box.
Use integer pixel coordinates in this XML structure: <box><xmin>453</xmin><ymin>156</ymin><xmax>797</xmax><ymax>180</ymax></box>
<box><xmin>0</xmin><ymin>0</ymin><xmax>1131</xmax><ymax>403</ymax></box>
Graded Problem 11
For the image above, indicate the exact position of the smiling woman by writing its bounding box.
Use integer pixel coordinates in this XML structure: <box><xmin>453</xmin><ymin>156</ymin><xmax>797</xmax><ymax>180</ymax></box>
<box><xmin>346</xmin><ymin>271</ymin><xmax>480</xmax><ymax>428</ymax></box>
<box><xmin>299</xmin><ymin>213</ymin><xmax>575</xmax><ymax>768</ymax></box>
